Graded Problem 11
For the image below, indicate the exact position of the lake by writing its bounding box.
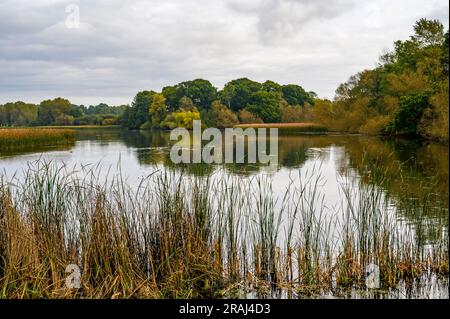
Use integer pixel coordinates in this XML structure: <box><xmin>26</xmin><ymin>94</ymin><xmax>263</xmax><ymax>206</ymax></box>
<box><xmin>0</xmin><ymin>128</ymin><xmax>448</xmax><ymax>298</ymax></box>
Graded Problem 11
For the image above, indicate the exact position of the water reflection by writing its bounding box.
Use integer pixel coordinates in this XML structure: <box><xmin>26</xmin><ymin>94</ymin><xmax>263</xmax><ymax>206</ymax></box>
<box><xmin>1</xmin><ymin>128</ymin><xmax>448</xmax><ymax>243</ymax></box>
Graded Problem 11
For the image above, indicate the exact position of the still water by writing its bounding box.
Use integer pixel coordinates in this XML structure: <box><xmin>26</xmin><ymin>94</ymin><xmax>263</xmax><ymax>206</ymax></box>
<box><xmin>1</xmin><ymin>128</ymin><xmax>448</xmax><ymax>213</ymax></box>
<box><xmin>0</xmin><ymin>128</ymin><xmax>448</xmax><ymax>298</ymax></box>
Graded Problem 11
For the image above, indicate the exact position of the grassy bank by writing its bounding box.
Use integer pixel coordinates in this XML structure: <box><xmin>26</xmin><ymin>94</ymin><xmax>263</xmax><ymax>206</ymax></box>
<box><xmin>0</xmin><ymin>128</ymin><xmax>76</xmax><ymax>151</ymax></box>
<box><xmin>234</xmin><ymin>123</ymin><xmax>328</xmax><ymax>133</ymax></box>
<box><xmin>0</xmin><ymin>161</ymin><xmax>447</xmax><ymax>299</ymax></box>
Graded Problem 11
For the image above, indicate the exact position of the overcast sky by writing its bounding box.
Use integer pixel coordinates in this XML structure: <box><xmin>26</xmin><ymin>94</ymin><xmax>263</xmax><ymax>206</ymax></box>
<box><xmin>0</xmin><ymin>0</ymin><xmax>448</xmax><ymax>106</ymax></box>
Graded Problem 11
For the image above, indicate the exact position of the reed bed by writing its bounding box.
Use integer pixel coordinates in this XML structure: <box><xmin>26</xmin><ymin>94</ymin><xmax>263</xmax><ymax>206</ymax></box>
<box><xmin>234</xmin><ymin>123</ymin><xmax>328</xmax><ymax>134</ymax></box>
<box><xmin>0</xmin><ymin>128</ymin><xmax>76</xmax><ymax>150</ymax></box>
<box><xmin>0</xmin><ymin>161</ymin><xmax>447</xmax><ymax>299</ymax></box>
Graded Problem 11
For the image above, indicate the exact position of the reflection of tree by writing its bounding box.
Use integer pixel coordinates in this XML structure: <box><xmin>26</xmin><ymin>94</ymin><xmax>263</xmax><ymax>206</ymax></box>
<box><xmin>0</xmin><ymin>144</ymin><xmax>75</xmax><ymax>157</ymax></box>
<box><xmin>96</xmin><ymin>129</ymin><xmax>448</xmax><ymax>235</ymax></box>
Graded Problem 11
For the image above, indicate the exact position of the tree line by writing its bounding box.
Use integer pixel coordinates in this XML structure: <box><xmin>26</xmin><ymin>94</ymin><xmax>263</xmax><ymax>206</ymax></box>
<box><xmin>120</xmin><ymin>78</ymin><xmax>316</xmax><ymax>130</ymax></box>
<box><xmin>0</xmin><ymin>99</ymin><xmax>127</xmax><ymax>127</ymax></box>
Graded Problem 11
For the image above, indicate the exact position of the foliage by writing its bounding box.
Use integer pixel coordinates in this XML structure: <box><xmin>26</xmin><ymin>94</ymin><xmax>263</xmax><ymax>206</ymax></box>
<box><xmin>0</xmin><ymin>102</ymin><xmax>37</xmax><ymax>126</ymax></box>
<box><xmin>237</xmin><ymin>109</ymin><xmax>263</xmax><ymax>124</ymax></box>
<box><xmin>281</xmin><ymin>84</ymin><xmax>315</xmax><ymax>106</ymax></box>
<box><xmin>246</xmin><ymin>91</ymin><xmax>282</xmax><ymax>123</ymax></box>
<box><xmin>207</xmin><ymin>101</ymin><xmax>239</xmax><ymax>128</ymax></box>
<box><xmin>387</xmin><ymin>92</ymin><xmax>431</xmax><ymax>135</ymax></box>
<box><xmin>314</xmin><ymin>18</ymin><xmax>449</xmax><ymax>140</ymax></box>
<box><xmin>38</xmin><ymin>98</ymin><xmax>72</xmax><ymax>126</ymax></box>
<box><xmin>161</xmin><ymin>108</ymin><xmax>201</xmax><ymax>130</ymax></box>
<box><xmin>149</xmin><ymin>93</ymin><xmax>167</xmax><ymax>129</ymax></box>
<box><xmin>219</xmin><ymin>78</ymin><xmax>262</xmax><ymax>111</ymax></box>
<box><xmin>162</xmin><ymin>79</ymin><xmax>217</xmax><ymax>111</ymax></box>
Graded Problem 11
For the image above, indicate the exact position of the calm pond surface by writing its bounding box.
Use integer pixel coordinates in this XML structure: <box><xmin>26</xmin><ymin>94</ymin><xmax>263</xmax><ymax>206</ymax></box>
<box><xmin>0</xmin><ymin>128</ymin><xmax>448</xmax><ymax>298</ymax></box>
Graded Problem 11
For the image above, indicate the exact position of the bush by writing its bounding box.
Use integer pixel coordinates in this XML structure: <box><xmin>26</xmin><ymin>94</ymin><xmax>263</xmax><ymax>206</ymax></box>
<box><xmin>208</xmin><ymin>101</ymin><xmax>239</xmax><ymax>128</ymax></box>
<box><xmin>280</xmin><ymin>104</ymin><xmax>303</xmax><ymax>123</ymax></box>
<box><xmin>238</xmin><ymin>110</ymin><xmax>263</xmax><ymax>124</ymax></box>
<box><xmin>386</xmin><ymin>92</ymin><xmax>431</xmax><ymax>135</ymax></box>
<box><xmin>360</xmin><ymin>115</ymin><xmax>392</xmax><ymax>135</ymax></box>
<box><xmin>161</xmin><ymin>108</ymin><xmax>201</xmax><ymax>130</ymax></box>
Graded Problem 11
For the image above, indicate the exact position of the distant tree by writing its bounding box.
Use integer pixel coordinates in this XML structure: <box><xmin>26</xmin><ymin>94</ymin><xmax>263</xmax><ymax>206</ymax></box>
<box><xmin>149</xmin><ymin>93</ymin><xmax>167</xmax><ymax>128</ymax></box>
<box><xmin>38</xmin><ymin>98</ymin><xmax>72</xmax><ymax>125</ymax></box>
<box><xmin>246</xmin><ymin>91</ymin><xmax>282</xmax><ymax>123</ymax></box>
<box><xmin>129</xmin><ymin>90</ymin><xmax>157</xmax><ymax>129</ymax></box>
<box><xmin>179</xmin><ymin>96</ymin><xmax>196</xmax><ymax>111</ymax></box>
<box><xmin>208</xmin><ymin>100</ymin><xmax>239</xmax><ymax>128</ymax></box>
<box><xmin>162</xmin><ymin>79</ymin><xmax>217</xmax><ymax>111</ymax></box>
<box><xmin>219</xmin><ymin>78</ymin><xmax>262</xmax><ymax>111</ymax></box>
<box><xmin>0</xmin><ymin>101</ymin><xmax>37</xmax><ymax>126</ymax></box>
<box><xmin>262</xmin><ymin>80</ymin><xmax>282</xmax><ymax>93</ymax></box>
<box><xmin>281</xmin><ymin>84</ymin><xmax>314</xmax><ymax>106</ymax></box>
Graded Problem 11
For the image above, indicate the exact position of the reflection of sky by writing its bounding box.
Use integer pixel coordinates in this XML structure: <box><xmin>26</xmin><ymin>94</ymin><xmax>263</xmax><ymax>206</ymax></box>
<box><xmin>1</xmin><ymin>139</ymin><xmax>348</xmax><ymax>209</ymax></box>
<box><xmin>0</xmin><ymin>134</ymin><xmax>446</xmax><ymax>247</ymax></box>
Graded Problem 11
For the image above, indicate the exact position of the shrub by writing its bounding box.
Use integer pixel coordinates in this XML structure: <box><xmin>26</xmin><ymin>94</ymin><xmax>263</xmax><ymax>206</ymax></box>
<box><xmin>386</xmin><ymin>92</ymin><xmax>431</xmax><ymax>135</ymax></box>
<box><xmin>208</xmin><ymin>101</ymin><xmax>239</xmax><ymax>128</ymax></box>
<box><xmin>360</xmin><ymin>115</ymin><xmax>392</xmax><ymax>135</ymax></box>
<box><xmin>238</xmin><ymin>110</ymin><xmax>263</xmax><ymax>124</ymax></box>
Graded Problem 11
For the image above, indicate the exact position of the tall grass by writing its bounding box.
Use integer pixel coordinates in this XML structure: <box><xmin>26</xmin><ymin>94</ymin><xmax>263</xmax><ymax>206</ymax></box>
<box><xmin>0</xmin><ymin>161</ymin><xmax>447</xmax><ymax>299</ymax></box>
<box><xmin>0</xmin><ymin>128</ymin><xmax>76</xmax><ymax>150</ymax></box>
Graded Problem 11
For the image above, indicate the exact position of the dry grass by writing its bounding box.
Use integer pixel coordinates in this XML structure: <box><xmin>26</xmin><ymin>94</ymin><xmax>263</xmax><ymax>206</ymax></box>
<box><xmin>0</xmin><ymin>128</ymin><xmax>76</xmax><ymax>150</ymax></box>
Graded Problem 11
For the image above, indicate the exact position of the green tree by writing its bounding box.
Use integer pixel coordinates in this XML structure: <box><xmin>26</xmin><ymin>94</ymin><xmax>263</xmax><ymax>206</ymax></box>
<box><xmin>38</xmin><ymin>98</ymin><xmax>72</xmax><ymax>125</ymax></box>
<box><xmin>281</xmin><ymin>84</ymin><xmax>314</xmax><ymax>106</ymax></box>
<box><xmin>162</xmin><ymin>79</ymin><xmax>217</xmax><ymax>111</ymax></box>
<box><xmin>262</xmin><ymin>80</ymin><xmax>282</xmax><ymax>93</ymax></box>
<box><xmin>0</xmin><ymin>102</ymin><xmax>37</xmax><ymax>126</ymax></box>
<box><xmin>219</xmin><ymin>78</ymin><xmax>262</xmax><ymax>111</ymax></box>
<box><xmin>129</xmin><ymin>90</ymin><xmax>156</xmax><ymax>129</ymax></box>
<box><xmin>386</xmin><ymin>92</ymin><xmax>431</xmax><ymax>135</ymax></box>
<box><xmin>246</xmin><ymin>91</ymin><xmax>282</xmax><ymax>123</ymax></box>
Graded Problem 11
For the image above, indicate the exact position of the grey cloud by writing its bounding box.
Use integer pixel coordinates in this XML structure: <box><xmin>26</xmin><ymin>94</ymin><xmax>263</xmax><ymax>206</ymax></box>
<box><xmin>0</xmin><ymin>0</ymin><xmax>448</xmax><ymax>105</ymax></box>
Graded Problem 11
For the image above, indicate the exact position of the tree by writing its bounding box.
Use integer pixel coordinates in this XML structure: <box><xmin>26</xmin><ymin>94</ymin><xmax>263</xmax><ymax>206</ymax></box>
<box><xmin>219</xmin><ymin>78</ymin><xmax>262</xmax><ymax>111</ymax></box>
<box><xmin>162</xmin><ymin>79</ymin><xmax>217</xmax><ymax>111</ymax></box>
<box><xmin>262</xmin><ymin>80</ymin><xmax>282</xmax><ymax>93</ymax></box>
<box><xmin>281</xmin><ymin>84</ymin><xmax>314</xmax><ymax>106</ymax></box>
<box><xmin>246</xmin><ymin>91</ymin><xmax>282</xmax><ymax>123</ymax></box>
<box><xmin>38</xmin><ymin>98</ymin><xmax>72</xmax><ymax>125</ymax></box>
<box><xmin>208</xmin><ymin>100</ymin><xmax>239</xmax><ymax>128</ymax></box>
<box><xmin>179</xmin><ymin>96</ymin><xmax>196</xmax><ymax>111</ymax></box>
<box><xmin>0</xmin><ymin>102</ymin><xmax>37</xmax><ymax>126</ymax></box>
<box><xmin>412</xmin><ymin>18</ymin><xmax>445</xmax><ymax>47</ymax></box>
<box><xmin>129</xmin><ymin>90</ymin><xmax>156</xmax><ymax>129</ymax></box>
<box><xmin>149</xmin><ymin>93</ymin><xmax>167</xmax><ymax>128</ymax></box>
<box><xmin>386</xmin><ymin>92</ymin><xmax>431</xmax><ymax>135</ymax></box>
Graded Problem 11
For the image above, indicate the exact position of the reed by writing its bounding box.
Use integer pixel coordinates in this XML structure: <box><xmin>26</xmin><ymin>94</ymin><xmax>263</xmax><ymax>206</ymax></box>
<box><xmin>0</xmin><ymin>160</ymin><xmax>447</xmax><ymax>299</ymax></box>
<box><xmin>0</xmin><ymin>128</ymin><xmax>76</xmax><ymax>150</ymax></box>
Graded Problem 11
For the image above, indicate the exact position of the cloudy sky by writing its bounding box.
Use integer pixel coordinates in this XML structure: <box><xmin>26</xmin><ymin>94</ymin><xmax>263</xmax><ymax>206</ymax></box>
<box><xmin>0</xmin><ymin>0</ymin><xmax>448</xmax><ymax>106</ymax></box>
